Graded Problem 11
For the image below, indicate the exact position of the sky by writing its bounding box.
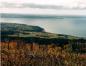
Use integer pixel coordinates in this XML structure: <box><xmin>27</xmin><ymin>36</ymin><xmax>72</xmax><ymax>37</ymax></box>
<box><xmin>0</xmin><ymin>0</ymin><xmax>86</xmax><ymax>15</ymax></box>
<box><xmin>0</xmin><ymin>0</ymin><xmax>86</xmax><ymax>37</ymax></box>
<box><xmin>0</xmin><ymin>0</ymin><xmax>86</xmax><ymax>8</ymax></box>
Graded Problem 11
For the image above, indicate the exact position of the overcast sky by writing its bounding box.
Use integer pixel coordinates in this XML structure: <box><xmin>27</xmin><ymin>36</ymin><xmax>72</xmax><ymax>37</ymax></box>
<box><xmin>0</xmin><ymin>0</ymin><xmax>86</xmax><ymax>15</ymax></box>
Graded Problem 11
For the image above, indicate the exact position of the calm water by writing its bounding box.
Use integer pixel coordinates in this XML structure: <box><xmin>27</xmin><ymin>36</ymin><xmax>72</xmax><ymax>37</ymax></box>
<box><xmin>1</xmin><ymin>16</ymin><xmax>86</xmax><ymax>38</ymax></box>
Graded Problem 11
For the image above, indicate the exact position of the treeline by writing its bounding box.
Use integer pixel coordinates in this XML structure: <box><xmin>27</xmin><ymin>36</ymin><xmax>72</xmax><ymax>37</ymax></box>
<box><xmin>1</xmin><ymin>37</ymin><xmax>69</xmax><ymax>45</ymax></box>
<box><xmin>1</xmin><ymin>36</ymin><xmax>86</xmax><ymax>53</ymax></box>
<box><xmin>71</xmin><ymin>39</ymin><xmax>86</xmax><ymax>53</ymax></box>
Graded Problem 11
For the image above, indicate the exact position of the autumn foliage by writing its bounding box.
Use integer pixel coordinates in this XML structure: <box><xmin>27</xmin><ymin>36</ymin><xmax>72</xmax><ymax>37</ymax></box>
<box><xmin>1</xmin><ymin>40</ymin><xmax>86</xmax><ymax>66</ymax></box>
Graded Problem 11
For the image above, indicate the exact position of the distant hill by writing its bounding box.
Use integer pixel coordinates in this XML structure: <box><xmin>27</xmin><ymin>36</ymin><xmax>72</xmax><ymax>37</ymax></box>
<box><xmin>1</xmin><ymin>23</ymin><xmax>45</xmax><ymax>35</ymax></box>
<box><xmin>1</xmin><ymin>13</ymin><xmax>86</xmax><ymax>19</ymax></box>
<box><xmin>1</xmin><ymin>13</ymin><xmax>58</xmax><ymax>19</ymax></box>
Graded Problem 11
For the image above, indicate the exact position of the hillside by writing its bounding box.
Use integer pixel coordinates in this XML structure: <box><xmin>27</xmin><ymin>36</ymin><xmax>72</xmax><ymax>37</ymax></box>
<box><xmin>1</xmin><ymin>23</ymin><xmax>44</xmax><ymax>32</ymax></box>
<box><xmin>1</xmin><ymin>23</ymin><xmax>79</xmax><ymax>39</ymax></box>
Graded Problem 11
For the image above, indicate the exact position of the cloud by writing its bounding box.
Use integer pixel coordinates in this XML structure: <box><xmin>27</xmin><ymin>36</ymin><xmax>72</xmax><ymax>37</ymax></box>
<box><xmin>0</xmin><ymin>2</ymin><xmax>86</xmax><ymax>9</ymax></box>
